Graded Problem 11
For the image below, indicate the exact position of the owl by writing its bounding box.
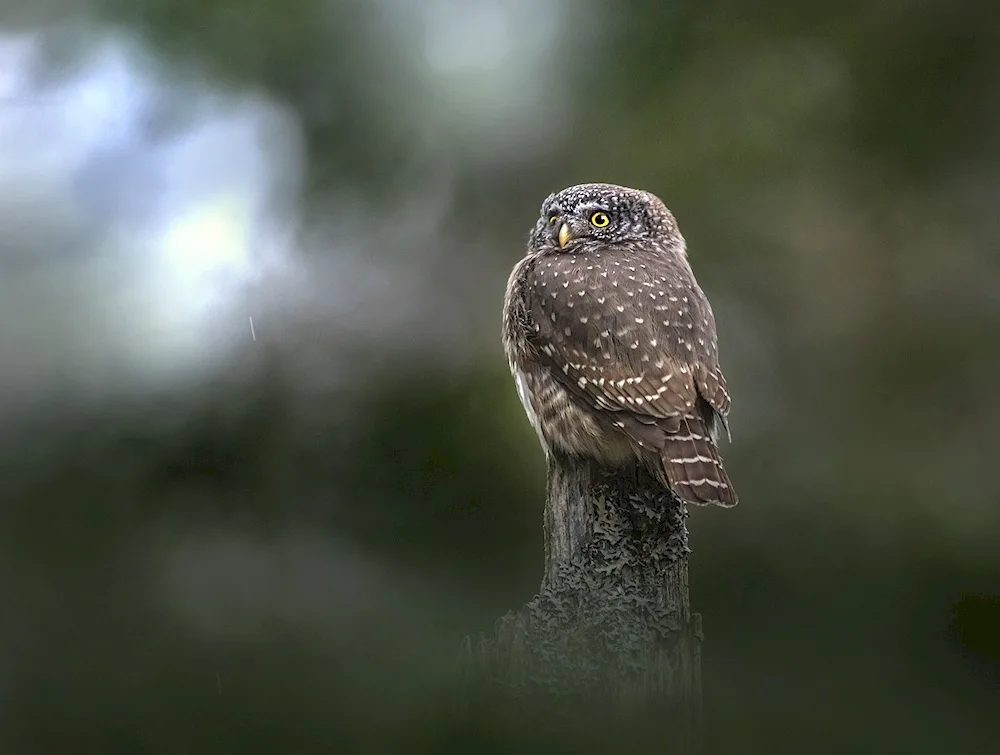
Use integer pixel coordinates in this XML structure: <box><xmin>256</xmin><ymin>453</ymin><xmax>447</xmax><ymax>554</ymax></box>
<box><xmin>502</xmin><ymin>183</ymin><xmax>737</xmax><ymax>507</ymax></box>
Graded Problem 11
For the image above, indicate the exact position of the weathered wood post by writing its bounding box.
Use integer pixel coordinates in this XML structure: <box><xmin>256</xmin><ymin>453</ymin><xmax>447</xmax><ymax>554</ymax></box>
<box><xmin>468</xmin><ymin>449</ymin><xmax>703</xmax><ymax>727</ymax></box>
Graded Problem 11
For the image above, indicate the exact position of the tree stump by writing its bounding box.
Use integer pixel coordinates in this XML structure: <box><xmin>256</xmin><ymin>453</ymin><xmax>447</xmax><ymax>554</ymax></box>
<box><xmin>467</xmin><ymin>450</ymin><xmax>703</xmax><ymax>730</ymax></box>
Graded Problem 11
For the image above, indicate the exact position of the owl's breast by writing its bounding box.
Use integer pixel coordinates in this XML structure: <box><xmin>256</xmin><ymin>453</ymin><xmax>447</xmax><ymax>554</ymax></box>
<box><xmin>515</xmin><ymin>365</ymin><xmax>633</xmax><ymax>465</ymax></box>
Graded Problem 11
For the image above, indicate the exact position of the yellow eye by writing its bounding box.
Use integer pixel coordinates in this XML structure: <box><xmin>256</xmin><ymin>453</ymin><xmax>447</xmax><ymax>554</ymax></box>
<box><xmin>590</xmin><ymin>211</ymin><xmax>610</xmax><ymax>228</ymax></box>
<box><xmin>548</xmin><ymin>214</ymin><xmax>558</xmax><ymax>225</ymax></box>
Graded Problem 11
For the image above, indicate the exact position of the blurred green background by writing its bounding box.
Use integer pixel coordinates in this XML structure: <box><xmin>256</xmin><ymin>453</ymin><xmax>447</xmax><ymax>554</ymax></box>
<box><xmin>0</xmin><ymin>0</ymin><xmax>998</xmax><ymax>752</ymax></box>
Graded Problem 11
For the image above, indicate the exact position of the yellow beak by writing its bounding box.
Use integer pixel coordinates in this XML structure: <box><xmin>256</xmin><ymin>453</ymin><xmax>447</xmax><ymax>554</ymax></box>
<box><xmin>558</xmin><ymin>222</ymin><xmax>572</xmax><ymax>249</ymax></box>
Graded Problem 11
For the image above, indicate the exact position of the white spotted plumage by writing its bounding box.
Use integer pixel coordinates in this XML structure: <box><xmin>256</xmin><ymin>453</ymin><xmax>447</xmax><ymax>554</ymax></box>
<box><xmin>503</xmin><ymin>183</ymin><xmax>737</xmax><ymax>507</ymax></box>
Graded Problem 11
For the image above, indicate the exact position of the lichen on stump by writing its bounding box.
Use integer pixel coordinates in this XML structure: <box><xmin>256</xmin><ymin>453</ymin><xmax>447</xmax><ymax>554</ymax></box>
<box><xmin>470</xmin><ymin>451</ymin><xmax>703</xmax><ymax>723</ymax></box>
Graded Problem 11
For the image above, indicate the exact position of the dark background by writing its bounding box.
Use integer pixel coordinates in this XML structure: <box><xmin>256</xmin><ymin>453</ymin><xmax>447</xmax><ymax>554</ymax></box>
<box><xmin>1</xmin><ymin>0</ymin><xmax>998</xmax><ymax>752</ymax></box>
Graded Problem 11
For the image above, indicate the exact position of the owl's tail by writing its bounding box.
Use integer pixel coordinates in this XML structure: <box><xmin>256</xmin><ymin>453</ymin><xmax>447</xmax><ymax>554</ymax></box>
<box><xmin>660</xmin><ymin>416</ymin><xmax>737</xmax><ymax>507</ymax></box>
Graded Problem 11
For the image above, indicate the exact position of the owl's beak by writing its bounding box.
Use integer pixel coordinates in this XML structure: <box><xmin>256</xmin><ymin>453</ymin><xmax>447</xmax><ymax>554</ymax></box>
<box><xmin>558</xmin><ymin>222</ymin><xmax>572</xmax><ymax>248</ymax></box>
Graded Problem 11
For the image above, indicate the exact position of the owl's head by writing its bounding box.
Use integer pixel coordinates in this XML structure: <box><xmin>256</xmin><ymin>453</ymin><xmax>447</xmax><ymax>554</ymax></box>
<box><xmin>529</xmin><ymin>183</ymin><xmax>682</xmax><ymax>255</ymax></box>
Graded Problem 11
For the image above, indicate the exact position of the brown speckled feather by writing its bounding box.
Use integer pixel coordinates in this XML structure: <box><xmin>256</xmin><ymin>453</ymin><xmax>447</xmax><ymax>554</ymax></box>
<box><xmin>503</xmin><ymin>183</ymin><xmax>737</xmax><ymax>507</ymax></box>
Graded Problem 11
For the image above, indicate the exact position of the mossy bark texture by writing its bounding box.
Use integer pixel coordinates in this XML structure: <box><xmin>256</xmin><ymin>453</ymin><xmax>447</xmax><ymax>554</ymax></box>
<box><xmin>470</xmin><ymin>451</ymin><xmax>703</xmax><ymax>722</ymax></box>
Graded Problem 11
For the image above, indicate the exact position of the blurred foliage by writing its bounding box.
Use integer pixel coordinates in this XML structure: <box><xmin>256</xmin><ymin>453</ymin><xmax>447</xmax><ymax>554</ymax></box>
<box><xmin>2</xmin><ymin>0</ymin><xmax>1000</xmax><ymax>753</ymax></box>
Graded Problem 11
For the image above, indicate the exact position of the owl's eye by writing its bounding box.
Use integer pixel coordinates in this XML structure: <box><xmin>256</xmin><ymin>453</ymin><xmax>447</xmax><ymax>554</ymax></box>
<box><xmin>548</xmin><ymin>214</ymin><xmax>558</xmax><ymax>225</ymax></box>
<box><xmin>590</xmin><ymin>211</ymin><xmax>610</xmax><ymax>228</ymax></box>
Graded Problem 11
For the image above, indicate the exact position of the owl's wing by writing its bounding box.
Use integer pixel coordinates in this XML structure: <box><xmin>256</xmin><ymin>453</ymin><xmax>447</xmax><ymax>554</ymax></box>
<box><xmin>524</xmin><ymin>261</ymin><xmax>700</xmax><ymax>433</ymax></box>
<box><xmin>523</xmin><ymin>252</ymin><xmax>736</xmax><ymax>505</ymax></box>
<box><xmin>687</xmin><ymin>297</ymin><xmax>732</xmax><ymax>438</ymax></box>
<box><xmin>538</xmin><ymin>339</ymin><xmax>695</xmax><ymax>422</ymax></box>
<box><xmin>696</xmin><ymin>363</ymin><xmax>732</xmax><ymax>439</ymax></box>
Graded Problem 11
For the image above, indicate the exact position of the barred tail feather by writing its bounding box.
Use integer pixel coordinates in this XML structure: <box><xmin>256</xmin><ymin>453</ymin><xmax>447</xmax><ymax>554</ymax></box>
<box><xmin>661</xmin><ymin>416</ymin><xmax>737</xmax><ymax>507</ymax></box>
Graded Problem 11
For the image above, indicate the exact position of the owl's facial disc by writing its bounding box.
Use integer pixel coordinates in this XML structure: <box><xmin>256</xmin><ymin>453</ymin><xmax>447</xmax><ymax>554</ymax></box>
<box><xmin>542</xmin><ymin>202</ymin><xmax>613</xmax><ymax>250</ymax></box>
<box><xmin>531</xmin><ymin>183</ymin><xmax>679</xmax><ymax>258</ymax></box>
